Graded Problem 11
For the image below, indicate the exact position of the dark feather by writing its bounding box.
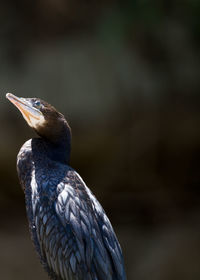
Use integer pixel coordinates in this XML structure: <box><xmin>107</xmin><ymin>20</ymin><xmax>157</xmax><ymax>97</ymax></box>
<box><xmin>7</xmin><ymin>93</ymin><xmax>127</xmax><ymax>280</ymax></box>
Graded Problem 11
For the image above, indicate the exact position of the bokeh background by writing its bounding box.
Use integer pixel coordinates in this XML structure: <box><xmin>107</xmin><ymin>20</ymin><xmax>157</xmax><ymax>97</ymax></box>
<box><xmin>0</xmin><ymin>1</ymin><xmax>200</xmax><ymax>279</ymax></box>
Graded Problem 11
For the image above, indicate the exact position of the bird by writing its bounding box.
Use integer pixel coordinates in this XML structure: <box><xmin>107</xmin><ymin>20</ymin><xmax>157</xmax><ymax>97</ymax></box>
<box><xmin>6</xmin><ymin>93</ymin><xmax>126</xmax><ymax>280</ymax></box>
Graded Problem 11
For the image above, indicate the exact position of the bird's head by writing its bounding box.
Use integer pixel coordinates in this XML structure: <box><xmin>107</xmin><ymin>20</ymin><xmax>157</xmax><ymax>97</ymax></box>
<box><xmin>6</xmin><ymin>93</ymin><xmax>71</xmax><ymax>144</ymax></box>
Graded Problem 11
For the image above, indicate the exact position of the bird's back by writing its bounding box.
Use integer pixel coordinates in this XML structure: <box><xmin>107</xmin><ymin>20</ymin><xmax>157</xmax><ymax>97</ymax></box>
<box><xmin>17</xmin><ymin>139</ymin><xmax>126</xmax><ymax>280</ymax></box>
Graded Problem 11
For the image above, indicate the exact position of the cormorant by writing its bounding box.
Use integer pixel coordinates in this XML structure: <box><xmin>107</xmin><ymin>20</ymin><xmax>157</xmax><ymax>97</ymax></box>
<box><xmin>6</xmin><ymin>93</ymin><xmax>126</xmax><ymax>280</ymax></box>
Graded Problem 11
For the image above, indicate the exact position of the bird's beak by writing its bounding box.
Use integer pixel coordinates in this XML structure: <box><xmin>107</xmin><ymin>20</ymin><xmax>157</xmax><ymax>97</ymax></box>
<box><xmin>6</xmin><ymin>93</ymin><xmax>43</xmax><ymax>127</ymax></box>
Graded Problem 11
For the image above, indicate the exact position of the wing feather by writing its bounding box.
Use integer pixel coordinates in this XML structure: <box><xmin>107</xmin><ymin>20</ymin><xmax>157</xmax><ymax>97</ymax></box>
<box><xmin>33</xmin><ymin>168</ymin><xmax>126</xmax><ymax>280</ymax></box>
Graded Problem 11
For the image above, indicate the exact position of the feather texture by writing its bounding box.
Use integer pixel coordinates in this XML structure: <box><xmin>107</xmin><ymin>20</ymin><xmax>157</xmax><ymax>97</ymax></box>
<box><xmin>17</xmin><ymin>139</ymin><xmax>126</xmax><ymax>280</ymax></box>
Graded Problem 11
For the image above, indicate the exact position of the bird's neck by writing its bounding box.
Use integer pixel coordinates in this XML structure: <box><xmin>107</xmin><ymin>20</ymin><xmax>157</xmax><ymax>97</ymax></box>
<box><xmin>45</xmin><ymin>136</ymin><xmax>71</xmax><ymax>165</ymax></box>
<box><xmin>33</xmin><ymin>128</ymin><xmax>71</xmax><ymax>165</ymax></box>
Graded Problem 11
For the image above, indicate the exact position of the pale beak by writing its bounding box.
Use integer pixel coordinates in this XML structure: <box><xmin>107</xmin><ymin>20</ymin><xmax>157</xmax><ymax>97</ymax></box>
<box><xmin>6</xmin><ymin>93</ymin><xmax>43</xmax><ymax>127</ymax></box>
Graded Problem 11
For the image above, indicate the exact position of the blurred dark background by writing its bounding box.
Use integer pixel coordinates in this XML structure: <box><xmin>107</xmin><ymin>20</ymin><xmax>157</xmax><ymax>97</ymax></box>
<box><xmin>0</xmin><ymin>0</ymin><xmax>200</xmax><ymax>279</ymax></box>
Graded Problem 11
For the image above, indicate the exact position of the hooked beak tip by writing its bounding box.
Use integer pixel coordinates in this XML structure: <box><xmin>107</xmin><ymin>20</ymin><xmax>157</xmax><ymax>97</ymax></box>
<box><xmin>6</xmin><ymin>93</ymin><xmax>12</xmax><ymax>99</ymax></box>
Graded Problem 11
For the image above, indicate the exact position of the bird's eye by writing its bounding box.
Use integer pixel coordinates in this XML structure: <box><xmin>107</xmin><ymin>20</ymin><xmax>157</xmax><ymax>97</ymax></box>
<box><xmin>34</xmin><ymin>100</ymin><xmax>41</xmax><ymax>109</ymax></box>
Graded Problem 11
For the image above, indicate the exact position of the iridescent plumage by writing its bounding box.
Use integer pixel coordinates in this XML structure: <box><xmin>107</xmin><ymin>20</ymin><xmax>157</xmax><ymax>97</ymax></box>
<box><xmin>7</xmin><ymin>93</ymin><xmax>126</xmax><ymax>280</ymax></box>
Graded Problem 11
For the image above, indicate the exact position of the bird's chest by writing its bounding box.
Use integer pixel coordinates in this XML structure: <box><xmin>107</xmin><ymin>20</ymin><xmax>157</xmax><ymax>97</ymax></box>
<box><xmin>30</xmin><ymin>167</ymin><xmax>60</xmax><ymax>217</ymax></box>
